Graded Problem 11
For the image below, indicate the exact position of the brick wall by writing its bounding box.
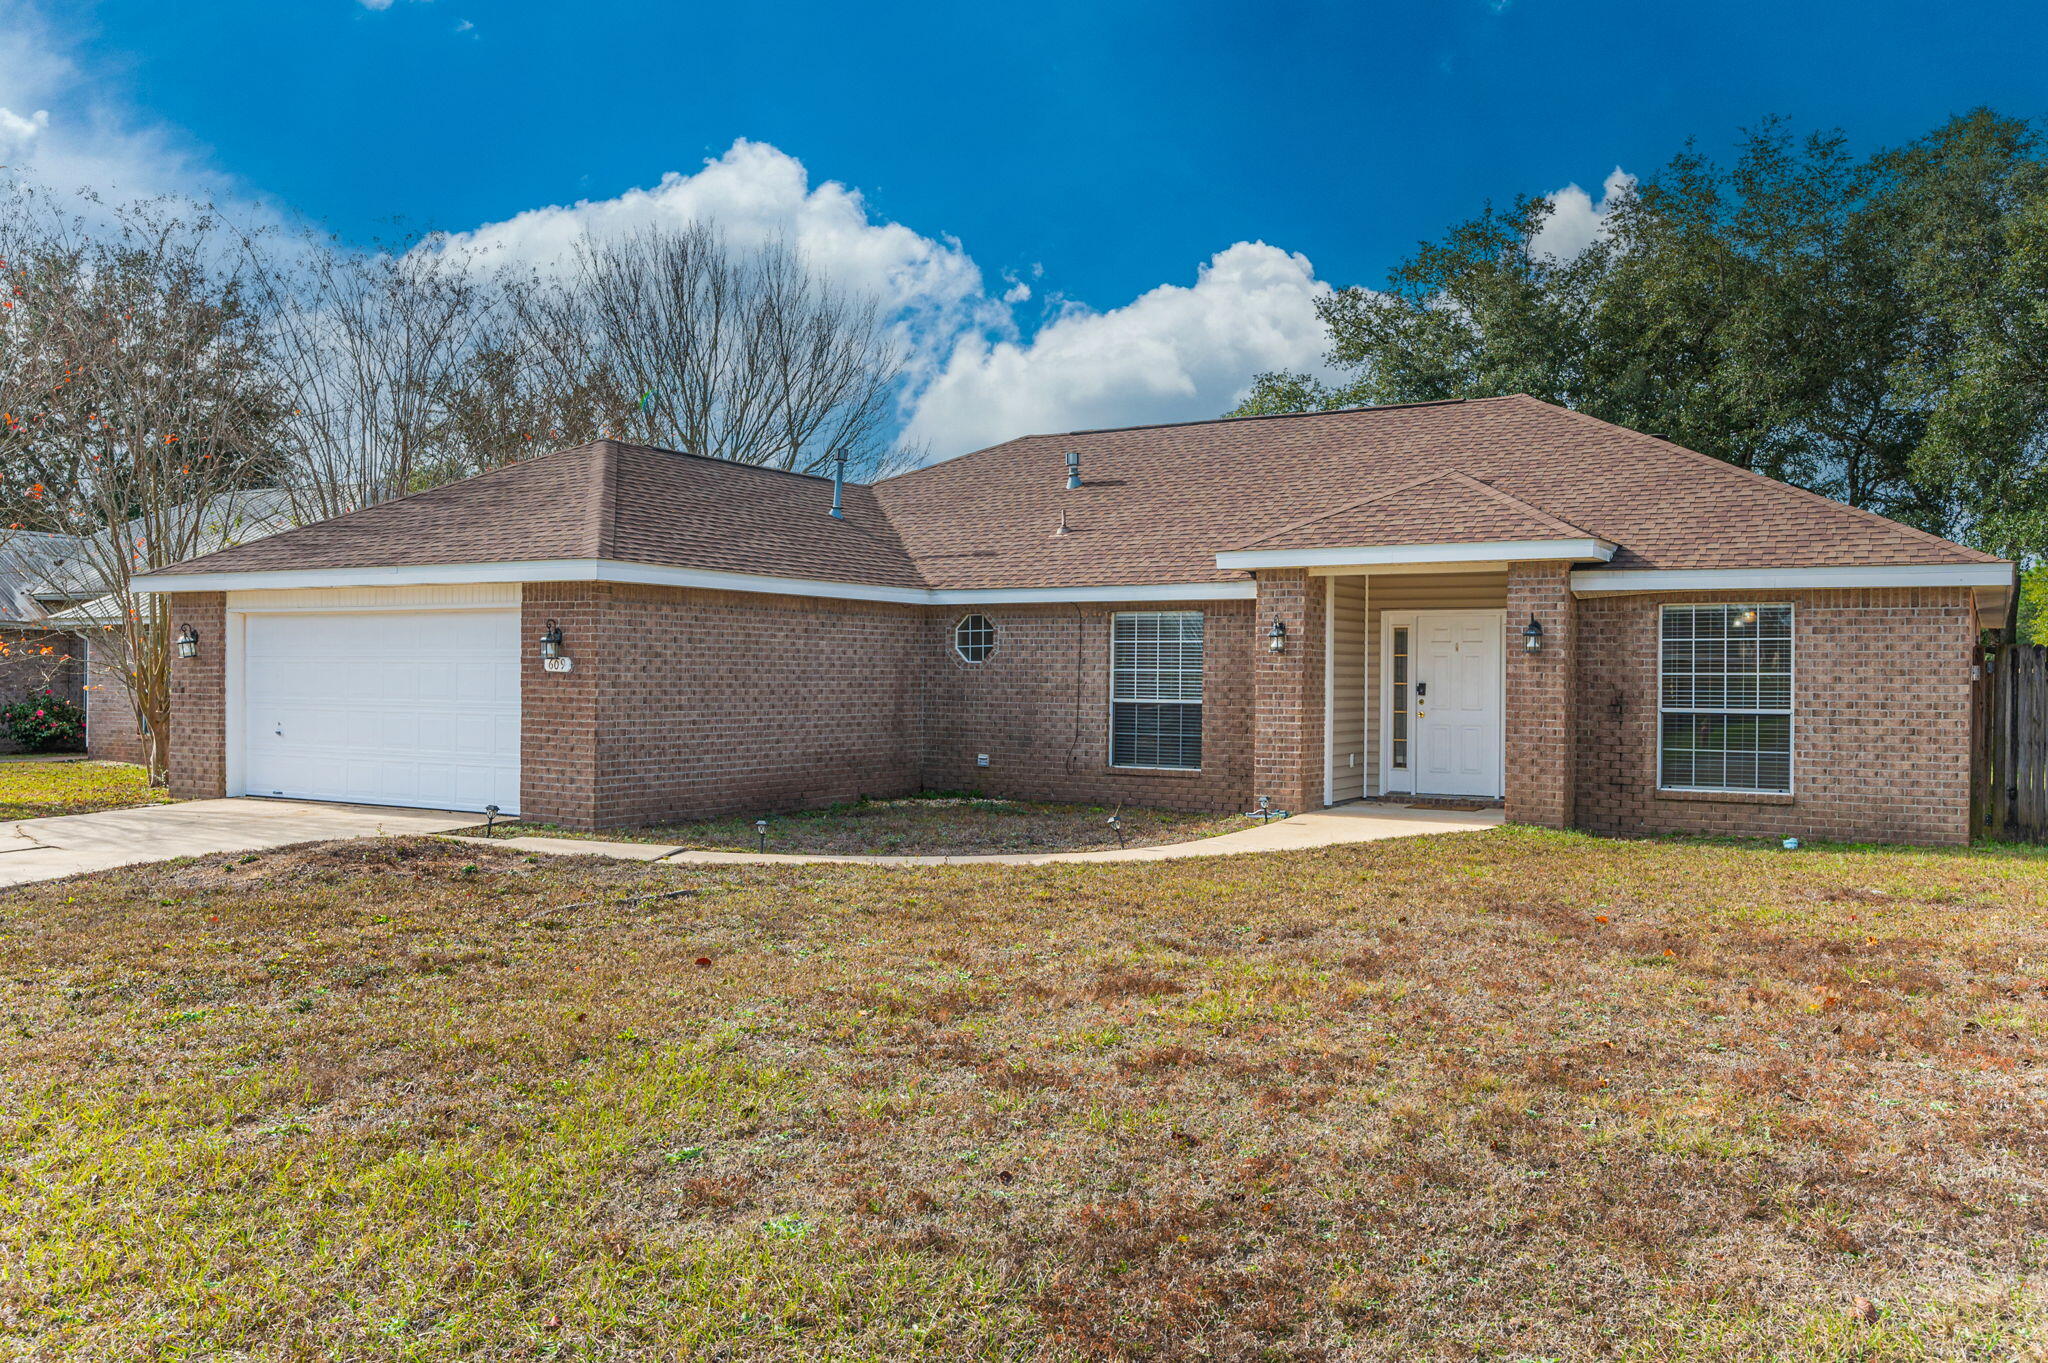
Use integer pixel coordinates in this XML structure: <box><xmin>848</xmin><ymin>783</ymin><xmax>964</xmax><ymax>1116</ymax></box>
<box><xmin>521</xmin><ymin>582</ymin><xmax>924</xmax><ymax>829</ymax></box>
<box><xmin>917</xmin><ymin>599</ymin><xmax>1254</xmax><ymax>812</ymax></box>
<box><xmin>166</xmin><ymin>592</ymin><xmax>226</xmax><ymax>798</ymax></box>
<box><xmin>84</xmin><ymin>637</ymin><xmax>147</xmax><ymax>765</ymax></box>
<box><xmin>1574</xmin><ymin>588</ymin><xmax>1978</xmax><ymax>845</ymax></box>
<box><xmin>1504</xmin><ymin>561</ymin><xmax>1576</xmax><ymax>828</ymax></box>
<box><xmin>0</xmin><ymin>627</ymin><xmax>84</xmax><ymax>754</ymax></box>
<box><xmin>1253</xmin><ymin>570</ymin><xmax>1325</xmax><ymax>815</ymax></box>
<box><xmin>520</xmin><ymin>583</ymin><xmax>608</xmax><ymax>828</ymax></box>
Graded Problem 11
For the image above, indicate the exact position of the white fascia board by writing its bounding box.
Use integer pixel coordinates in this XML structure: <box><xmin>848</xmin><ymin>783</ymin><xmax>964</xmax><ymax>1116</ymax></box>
<box><xmin>1570</xmin><ymin>563</ymin><xmax>2016</xmax><ymax>595</ymax></box>
<box><xmin>1214</xmin><ymin>538</ymin><xmax>1616</xmax><ymax>571</ymax></box>
<box><xmin>926</xmin><ymin>582</ymin><xmax>1255</xmax><ymax>604</ymax></box>
<box><xmin>132</xmin><ymin>557</ymin><xmax>1257</xmax><ymax>606</ymax></box>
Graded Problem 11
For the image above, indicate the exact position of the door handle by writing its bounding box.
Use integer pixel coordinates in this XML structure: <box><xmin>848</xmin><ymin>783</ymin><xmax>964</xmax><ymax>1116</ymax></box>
<box><xmin>1415</xmin><ymin>681</ymin><xmax>1427</xmax><ymax>699</ymax></box>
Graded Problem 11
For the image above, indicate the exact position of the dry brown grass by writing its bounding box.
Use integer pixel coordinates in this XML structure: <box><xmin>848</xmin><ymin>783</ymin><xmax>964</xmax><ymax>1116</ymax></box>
<box><xmin>2</xmin><ymin>828</ymin><xmax>2046</xmax><ymax>1359</ymax></box>
<box><xmin>471</xmin><ymin>793</ymin><xmax>1250</xmax><ymax>855</ymax></box>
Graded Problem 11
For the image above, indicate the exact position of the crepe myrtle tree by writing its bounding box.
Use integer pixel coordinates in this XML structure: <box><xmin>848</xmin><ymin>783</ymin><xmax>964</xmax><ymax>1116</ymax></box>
<box><xmin>0</xmin><ymin>187</ymin><xmax>281</xmax><ymax>783</ymax></box>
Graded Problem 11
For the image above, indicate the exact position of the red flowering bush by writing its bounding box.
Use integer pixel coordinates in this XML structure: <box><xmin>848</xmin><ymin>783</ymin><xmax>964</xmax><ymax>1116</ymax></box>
<box><xmin>1</xmin><ymin>690</ymin><xmax>85</xmax><ymax>752</ymax></box>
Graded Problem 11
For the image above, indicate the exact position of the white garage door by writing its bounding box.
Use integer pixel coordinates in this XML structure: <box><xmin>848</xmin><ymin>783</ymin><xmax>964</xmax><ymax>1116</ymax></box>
<box><xmin>242</xmin><ymin>609</ymin><xmax>520</xmax><ymax>814</ymax></box>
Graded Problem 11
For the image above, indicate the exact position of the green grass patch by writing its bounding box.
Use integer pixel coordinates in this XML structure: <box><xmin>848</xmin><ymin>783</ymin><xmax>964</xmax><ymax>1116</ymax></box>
<box><xmin>0</xmin><ymin>758</ymin><xmax>168</xmax><ymax>821</ymax></box>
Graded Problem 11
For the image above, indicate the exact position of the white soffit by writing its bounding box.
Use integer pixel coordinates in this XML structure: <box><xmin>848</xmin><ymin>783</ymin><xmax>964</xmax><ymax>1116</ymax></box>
<box><xmin>1570</xmin><ymin>564</ymin><xmax>2015</xmax><ymax>596</ymax></box>
<box><xmin>1215</xmin><ymin>538</ymin><xmax>1616</xmax><ymax>571</ymax></box>
<box><xmin>134</xmin><ymin>558</ymin><xmax>1258</xmax><ymax>606</ymax></box>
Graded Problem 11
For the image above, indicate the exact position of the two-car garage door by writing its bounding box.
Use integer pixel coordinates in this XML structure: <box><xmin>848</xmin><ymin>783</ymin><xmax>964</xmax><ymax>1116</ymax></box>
<box><xmin>241</xmin><ymin>609</ymin><xmax>521</xmax><ymax>814</ymax></box>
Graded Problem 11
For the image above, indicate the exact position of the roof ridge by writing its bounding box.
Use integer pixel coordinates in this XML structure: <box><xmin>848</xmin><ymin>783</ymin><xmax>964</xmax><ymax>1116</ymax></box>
<box><xmin>1446</xmin><ymin>471</ymin><xmax>1596</xmax><ymax>539</ymax></box>
<box><xmin>590</xmin><ymin>440</ymin><xmax>621</xmax><ymax>560</ymax></box>
<box><xmin>1225</xmin><ymin>467</ymin><xmax>1595</xmax><ymax>552</ymax></box>
<box><xmin>1052</xmin><ymin>396</ymin><xmax>1505</xmax><ymax>440</ymax></box>
<box><xmin>1510</xmin><ymin>395</ymin><xmax>2006</xmax><ymax>565</ymax></box>
<box><xmin>611</xmin><ymin>440</ymin><xmax>856</xmax><ymax>486</ymax></box>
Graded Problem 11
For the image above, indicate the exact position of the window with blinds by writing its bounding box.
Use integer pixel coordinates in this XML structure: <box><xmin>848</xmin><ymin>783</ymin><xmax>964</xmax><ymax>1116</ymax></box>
<box><xmin>1658</xmin><ymin>603</ymin><xmax>1794</xmax><ymax>793</ymax></box>
<box><xmin>1110</xmin><ymin>611</ymin><xmax>1204</xmax><ymax>769</ymax></box>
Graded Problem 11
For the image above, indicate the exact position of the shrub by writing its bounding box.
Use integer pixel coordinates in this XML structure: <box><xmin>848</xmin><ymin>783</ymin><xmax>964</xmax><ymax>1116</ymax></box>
<box><xmin>1</xmin><ymin>690</ymin><xmax>86</xmax><ymax>752</ymax></box>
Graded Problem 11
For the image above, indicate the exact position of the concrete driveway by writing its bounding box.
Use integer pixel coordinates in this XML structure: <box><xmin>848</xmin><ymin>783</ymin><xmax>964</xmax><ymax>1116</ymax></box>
<box><xmin>0</xmin><ymin>798</ymin><xmax>480</xmax><ymax>889</ymax></box>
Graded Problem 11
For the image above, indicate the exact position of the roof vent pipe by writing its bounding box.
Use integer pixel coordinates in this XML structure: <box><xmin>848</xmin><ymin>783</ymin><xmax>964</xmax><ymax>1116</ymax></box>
<box><xmin>829</xmin><ymin>451</ymin><xmax>846</xmax><ymax>519</ymax></box>
<box><xmin>1065</xmin><ymin>450</ymin><xmax>1081</xmax><ymax>490</ymax></box>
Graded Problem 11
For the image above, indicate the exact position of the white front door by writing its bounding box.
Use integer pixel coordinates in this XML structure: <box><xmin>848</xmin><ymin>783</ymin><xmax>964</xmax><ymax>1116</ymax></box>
<box><xmin>1406</xmin><ymin>610</ymin><xmax>1503</xmax><ymax>798</ymax></box>
<box><xmin>240</xmin><ymin>609</ymin><xmax>521</xmax><ymax>814</ymax></box>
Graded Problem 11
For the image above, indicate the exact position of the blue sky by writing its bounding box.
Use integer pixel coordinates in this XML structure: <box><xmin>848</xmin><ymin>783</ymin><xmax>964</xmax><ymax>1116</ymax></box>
<box><xmin>5</xmin><ymin>0</ymin><xmax>2046</xmax><ymax>457</ymax></box>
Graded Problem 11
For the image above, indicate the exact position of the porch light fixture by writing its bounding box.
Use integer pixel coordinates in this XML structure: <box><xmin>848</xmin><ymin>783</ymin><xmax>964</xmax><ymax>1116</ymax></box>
<box><xmin>175</xmin><ymin>625</ymin><xmax>200</xmax><ymax>660</ymax></box>
<box><xmin>1267</xmin><ymin>618</ymin><xmax>1287</xmax><ymax>652</ymax></box>
<box><xmin>538</xmin><ymin>621</ymin><xmax>565</xmax><ymax>660</ymax></box>
<box><xmin>1522</xmin><ymin>616</ymin><xmax>1544</xmax><ymax>654</ymax></box>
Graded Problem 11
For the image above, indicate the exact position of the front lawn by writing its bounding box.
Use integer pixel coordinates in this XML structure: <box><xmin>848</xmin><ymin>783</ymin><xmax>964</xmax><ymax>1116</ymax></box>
<box><xmin>477</xmin><ymin>793</ymin><xmax>1251</xmax><ymax>854</ymax></box>
<box><xmin>0</xmin><ymin>757</ymin><xmax>168</xmax><ymax>821</ymax></box>
<box><xmin>3</xmin><ymin>830</ymin><xmax>2045</xmax><ymax>1358</ymax></box>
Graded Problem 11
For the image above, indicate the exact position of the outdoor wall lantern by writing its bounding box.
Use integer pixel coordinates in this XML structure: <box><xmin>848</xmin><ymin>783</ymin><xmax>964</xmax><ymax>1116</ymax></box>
<box><xmin>538</xmin><ymin>621</ymin><xmax>565</xmax><ymax>660</ymax></box>
<box><xmin>1267</xmin><ymin>618</ymin><xmax>1288</xmax><ymax>652</ymax></box>
<box><xmin>1522</xmin><ymin>616</ymin><xmax>1544</xmax><ymax>654</ymax></box>
<box><xmin>175</xmin><ymin>625</ymin><xmax>200</xmax><ymax>660</ymax></box>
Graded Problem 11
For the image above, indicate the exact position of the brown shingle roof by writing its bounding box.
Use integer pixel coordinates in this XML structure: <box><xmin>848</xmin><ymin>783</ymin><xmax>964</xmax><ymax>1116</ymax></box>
<box><xmin>871</xmin><ymin>395</ymin><xmax>1999</xmax><ymax>589</ymax></box>
<box><xmin>1226</xmin><ymin>470</ymin><xmax>1601</xmax><ymax>553</ymax></box>
<box><xmin>148</xmin><ymin>396</ymin><xmax>2003</xmax><ymax>590</ymax></box>
<box><xmin>149</xmin><ymin>441</ymin><xmax>924</xmax><ymax>589</ymax></box>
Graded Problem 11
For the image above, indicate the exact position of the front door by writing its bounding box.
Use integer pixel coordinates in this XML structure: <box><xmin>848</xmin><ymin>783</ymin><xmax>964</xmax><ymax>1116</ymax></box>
<box><xmin>1394</xmin><ymin>610</ymin><xmax>1503</xmax><ymax>798</ymax></box>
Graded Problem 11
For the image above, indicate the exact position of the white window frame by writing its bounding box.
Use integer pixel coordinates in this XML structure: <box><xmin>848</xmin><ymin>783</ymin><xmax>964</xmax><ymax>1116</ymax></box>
<box><xmin>952</xmin><ymin>613</ymin><xmax>997</xmax><ymax>663</ymax></box>
<box><xmin>1656</xmin><ymin>602</ymin><xmax>1795</xmax><ymax>795</ymax></box>
<box><xmin>1108</xmin><ymin>610</ymin><xmax>1204</xmax><ymax>771</ymax></box>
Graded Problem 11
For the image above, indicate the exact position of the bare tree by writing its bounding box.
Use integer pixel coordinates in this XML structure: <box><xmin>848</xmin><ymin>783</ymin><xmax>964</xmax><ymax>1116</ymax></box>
<box><xmin>0</xmin><ymin>187</ymin><xmax>278</xmax><ymax>782</ymax></box>
<box><xmin>451</xmin><ymin>223</ymin><xmax>912</xmax><ymax>480</ymax></box>
<box><xmin>245</xmin><ymin>233</ymin><xmax>503</xmax><ymax>521</ymax></box>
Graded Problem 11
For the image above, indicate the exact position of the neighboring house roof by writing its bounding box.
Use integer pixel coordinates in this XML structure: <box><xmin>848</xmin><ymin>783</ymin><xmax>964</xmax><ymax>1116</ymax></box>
<box><xmin>139</xmin><ymin>395</ymin><xmax>2008</xmax><ymax>594</ymax></box>
<box><xmin>0</xmin><ymin>489</ymin><xmax>295</xmax><ymax>625</ymax></box>
<box><xmin>0</xmin><ymin>530</ymin><xmax>90</xmax><ymax>623</ymax></box>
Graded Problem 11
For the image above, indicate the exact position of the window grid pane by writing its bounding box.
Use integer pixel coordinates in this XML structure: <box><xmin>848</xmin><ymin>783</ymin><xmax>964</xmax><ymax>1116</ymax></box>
<box><xmin>1658</xmin><ymin>604</ymin><xmax>1792</xmax><ymax>793</ymax></box>
<box><xmin>1390</xmin><ymin>626</ymin><xmax>1410</xmax><ymax>770</ymax></box>
<box><xmin>1111</xmin><ymin>612</ymin><xmax>1203</xmax><ymax>768</ymax></box>
<box><xmin>953</xmin><ymin>614</ymin><xmax>996</xmax><ymax>663</ymax></box>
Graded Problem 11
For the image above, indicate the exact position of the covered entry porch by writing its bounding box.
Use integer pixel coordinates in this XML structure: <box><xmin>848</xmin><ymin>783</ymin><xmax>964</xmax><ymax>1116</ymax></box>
<box><xmin>1217</xmin><ymin>471</ymin><xmax>1618</xmax><ymax>824</ymax></box>
<box><xmin>1243</xmin><ymin>556</ymin><xmax>1593</xmax><ymax>824</ymax></box>
<box><xmin>1323</xmin><ymin>566</ymin><xmax>1512</xmax><ymax>804</ymax></box>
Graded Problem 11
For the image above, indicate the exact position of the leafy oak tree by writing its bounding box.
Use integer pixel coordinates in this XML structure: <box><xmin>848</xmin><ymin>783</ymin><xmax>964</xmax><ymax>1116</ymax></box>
<box><xmin>1236</xmin><ymin>110</ymin><xmax>2048</xmax><ymax>560</ymax></box>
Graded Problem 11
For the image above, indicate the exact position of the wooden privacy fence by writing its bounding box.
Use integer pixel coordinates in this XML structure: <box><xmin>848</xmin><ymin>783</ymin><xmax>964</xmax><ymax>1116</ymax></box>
<box><xmin>1979</xmin><ymin>640</ymin><xmax>2048</xmax><ymax>842</ymax></box>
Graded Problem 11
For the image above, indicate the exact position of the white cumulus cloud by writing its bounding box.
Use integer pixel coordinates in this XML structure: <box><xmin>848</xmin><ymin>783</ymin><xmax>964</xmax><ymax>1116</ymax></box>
<box><xmin>902</xmin><ymin>241</ymin><xmax>1336</xmax><ymax>457</ymax></box>
<box><xmin>0</xmin><ymin>105</ymin><xmax>48</xmax><ymax>155</ymax></box>
<box><xmin>437</xmin><ymin>146</ymin><xmax>1339</xmax><ymax>460</ymax></box>
<box><xmin>1530</xmin><ymin>166</ymin><xmax>1634</xmax><ymax>261</ymax></box>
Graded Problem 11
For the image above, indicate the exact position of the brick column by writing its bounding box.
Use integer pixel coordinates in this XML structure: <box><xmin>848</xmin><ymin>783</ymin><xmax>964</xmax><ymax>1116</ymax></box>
<box><xmin>166</xmin><ymin>591</ymin><xmax>227</xmax><ymax>800</ymax></box>
<box><xmin>1504</xmin><ymin>561</ymin><xmax>1577</xmax><ymax>828</ymax></box>
<box><xmin>1252</xmin><ymin>569</ymin><xmax>1325</xmax><ymax>814</ymax></box>
<box><xmin>520</xmin><ymin>582</ymin><xmax>607</xmax><ymax>829</ymax></box>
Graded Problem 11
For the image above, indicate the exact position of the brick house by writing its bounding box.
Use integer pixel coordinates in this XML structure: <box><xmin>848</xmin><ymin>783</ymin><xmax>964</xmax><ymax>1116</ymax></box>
<box><xmin>3</xmin><ymin>492</ymin><xmax>294</xmax><ymax>763</ymax></box>
<box><xmin>134</xmin><ymin>396</ymin><xmax>2013</xmax><ymax>844</ymax></box>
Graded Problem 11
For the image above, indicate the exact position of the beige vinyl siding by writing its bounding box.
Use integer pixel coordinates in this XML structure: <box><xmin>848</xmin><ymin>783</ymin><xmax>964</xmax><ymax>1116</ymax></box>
<box><xmin>1363</xmin><ymin>570</ymin><xmax>1508</xmax><ymax>791</ymax></box>
<box><xmin>1327</xmin><ymin>576</ymin><xmax>1369</xmax><ymax>801</ymax></box>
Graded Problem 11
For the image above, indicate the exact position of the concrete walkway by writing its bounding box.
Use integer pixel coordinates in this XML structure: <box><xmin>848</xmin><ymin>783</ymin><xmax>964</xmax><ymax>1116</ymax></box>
<box><xmin>448</xmin><ymin>800</ymin><xmax>1503</xmax><ymax>868</ymax></box>
<box><xmin>0</xmin><ymin>798</ymin><xmax>479</xmax><ymax>888</ymax></box>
